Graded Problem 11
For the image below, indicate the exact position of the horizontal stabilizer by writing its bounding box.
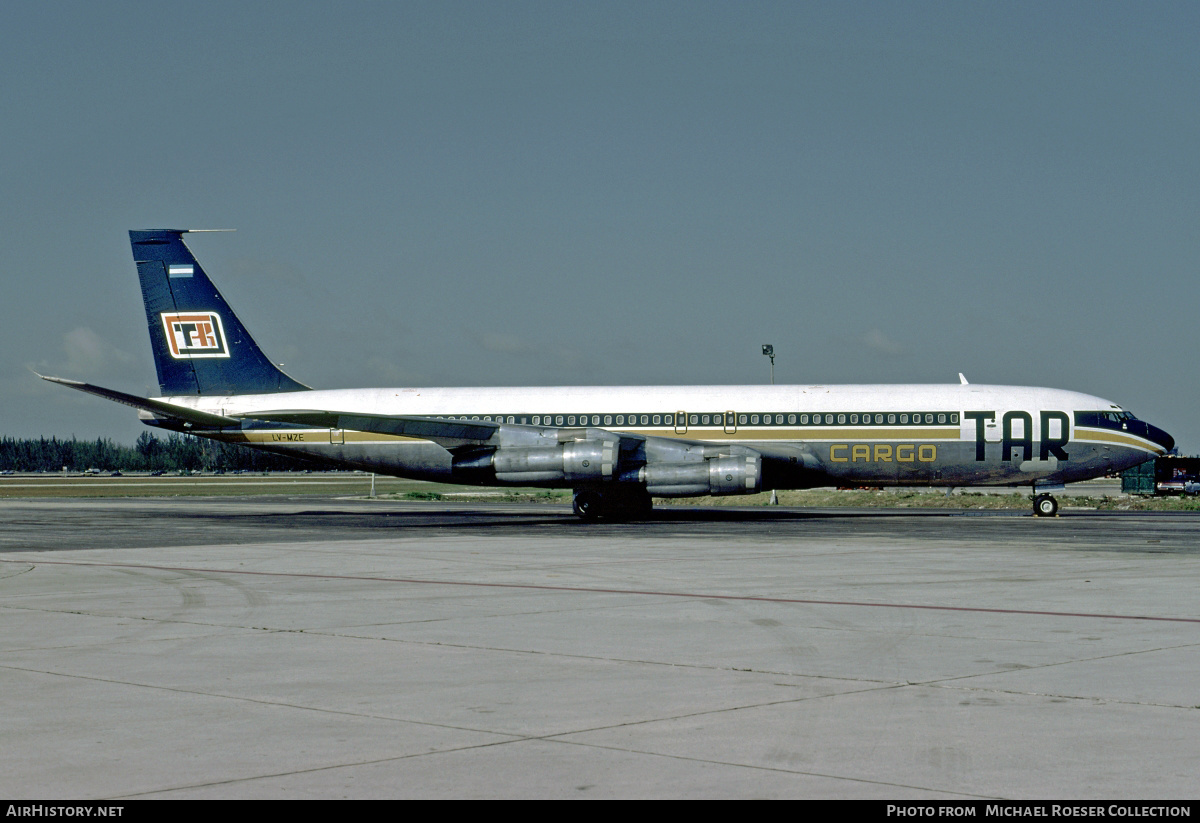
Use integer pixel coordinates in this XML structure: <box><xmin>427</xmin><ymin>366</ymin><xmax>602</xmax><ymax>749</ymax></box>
<box><xmin>38</xmin><ymin>375</ymin><xmax>241</xmax><ymax>428</ymax></box>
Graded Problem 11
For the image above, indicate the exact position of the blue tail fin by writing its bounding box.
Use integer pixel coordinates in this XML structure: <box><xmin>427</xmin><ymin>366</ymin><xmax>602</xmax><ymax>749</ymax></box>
<box><xmin>131</xmin><ymin>230</ymin><xmax>310</xmax><ymax>396</ymax></box>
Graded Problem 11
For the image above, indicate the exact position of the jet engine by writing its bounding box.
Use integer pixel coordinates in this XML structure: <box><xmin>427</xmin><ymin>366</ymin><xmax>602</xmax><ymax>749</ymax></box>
<box><xmin>452</xmin><ymin>440</ymin><xmax>616</xmax><ymax>485</ymax></box>
<box><xmin>623</xmin><ymin>454</ymin><xmax>761</xmax><ymax>496</ymax></box>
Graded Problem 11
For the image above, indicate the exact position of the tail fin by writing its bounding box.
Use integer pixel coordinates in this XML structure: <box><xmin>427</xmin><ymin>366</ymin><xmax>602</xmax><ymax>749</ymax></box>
<box><xmin>130</xmin><ymin>230</ymin><xmax>309</xmax><ymax>396</ymax></box>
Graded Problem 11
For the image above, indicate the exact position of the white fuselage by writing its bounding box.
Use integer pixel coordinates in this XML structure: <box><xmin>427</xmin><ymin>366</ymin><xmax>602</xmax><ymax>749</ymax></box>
<box><xmin>151</xmin><ymin>382</ymin><xmax>1169</xmax><ymax>491</ymax></box>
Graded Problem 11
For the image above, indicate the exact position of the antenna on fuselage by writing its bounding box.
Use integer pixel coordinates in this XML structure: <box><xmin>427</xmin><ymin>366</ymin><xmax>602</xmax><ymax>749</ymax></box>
<box><xmin>959</xmin><ymin>373</ymin><xmax>969</xmax><ymax>385</ymax></box>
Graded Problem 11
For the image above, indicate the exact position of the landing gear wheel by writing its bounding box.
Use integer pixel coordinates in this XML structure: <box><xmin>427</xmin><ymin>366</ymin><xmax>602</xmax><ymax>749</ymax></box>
<box><xmin>572</xmin><ymin>490</ymin><xmax>604</xmax><ymax>521</ymax></box>
<box><xmin>572</xmin><ymin>488</ymin><xmax>654</xmax><ymax>521</ymax></box>
<box><xmin>1033</xmin><ymin>493</ymin><xmax>1059</xmax><ymax>517</ymax></box>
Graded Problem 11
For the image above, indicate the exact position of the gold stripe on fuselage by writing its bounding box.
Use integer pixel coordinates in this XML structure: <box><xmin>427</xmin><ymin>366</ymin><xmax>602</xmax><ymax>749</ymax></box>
<box><xmin>1073</xmin><ymin>427</ymin><xmax>1167</xmax><ymax>454</ymax></box>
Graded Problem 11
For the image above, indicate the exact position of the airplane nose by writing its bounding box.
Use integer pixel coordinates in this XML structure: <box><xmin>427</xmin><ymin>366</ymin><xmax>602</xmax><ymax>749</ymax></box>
<box><xmin>1126</xmin><ymin>419</ymin><xmax>1174</xmax><ymax>453</ymax></box>
<box><xmin>1147</xmin><ymin>423</ymin><xmax>1175</xmax><ymax>454</ymax></box>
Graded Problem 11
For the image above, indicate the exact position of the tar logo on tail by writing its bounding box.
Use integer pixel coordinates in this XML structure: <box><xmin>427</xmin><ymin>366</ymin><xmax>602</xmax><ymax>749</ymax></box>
<box><xmin>161</xmin><ymin>312</ymin><xmax>229</xmax><ymax>359</ymax></box>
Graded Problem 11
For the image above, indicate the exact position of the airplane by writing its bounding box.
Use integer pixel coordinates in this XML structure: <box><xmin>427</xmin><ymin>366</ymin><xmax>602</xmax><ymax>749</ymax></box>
<box><xmin>41</xmin><ymin>229</ymin><xmax>1175</xmax><ymax>520</ymax></box>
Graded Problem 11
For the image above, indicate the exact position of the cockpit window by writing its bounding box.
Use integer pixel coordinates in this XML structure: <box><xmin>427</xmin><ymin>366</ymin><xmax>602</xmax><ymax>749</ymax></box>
<box><xmin>1075</xmin><ymin>410</ymin><xmax>1136</xmax><ymax>429</ymax></box>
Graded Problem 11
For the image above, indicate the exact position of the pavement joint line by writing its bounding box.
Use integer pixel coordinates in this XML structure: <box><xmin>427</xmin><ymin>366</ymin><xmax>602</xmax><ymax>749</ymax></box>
<box><xmin>537</xmin><ymin>737</ymin><xmax>999</xmax><ymax>800</ymax></box>
<box><xmin>109</xmin><ymin>735</ymin><xmax>558</xmax><ymax>799</ymax></box>
<box><xmin>0</xmin><ymin>663</ymin><xmax>937</xmax><ymax>800</ymax></box>
<box><xmin>5</xmin><ymin>556</ymin><xmax>1200</xmax><ymax>625</ymax></box>
<box><xmin>110</xmin><ymin>690</ymin><xmax>977</xmax><ymax>800</ymax></box>
<box><xmin>11</xmin><ymin>605</ymin><xmax>1200</xmax><ymax>712</ymax></box>
<box><xmin>110</xmin><ymin>727</ymin><xmax>984</xmax><ymax>800</ymax></box>
<box><xmin>920</xmin><ymin>680</ymin><xmax>1200</xmax><ymax>711</ymax></box>
<box><xmin>0</xmin><ymin>660</ymin><xmax>535</xmax><ymax>739</ymax></box>
<box><xmin>0</xmin><ymin>598</ymin><xmax>908</xmax><ymax>686</ymax></box>
<box><xmin>905</xmin><ymin>639</ymin><xmax>1200</xmax><ymax>708</ymax></box>
<box><xmin>7</xmin><ymin>603</ymin><xmax>1199</xmax><ymax>712</ymax></box>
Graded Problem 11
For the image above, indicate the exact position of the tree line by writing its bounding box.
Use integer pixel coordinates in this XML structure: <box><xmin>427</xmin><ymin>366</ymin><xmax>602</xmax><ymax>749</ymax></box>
<box><xmin>0</xmin><ymin>433</ymin><xmax>319</xmax><ymax>473</ymax></box>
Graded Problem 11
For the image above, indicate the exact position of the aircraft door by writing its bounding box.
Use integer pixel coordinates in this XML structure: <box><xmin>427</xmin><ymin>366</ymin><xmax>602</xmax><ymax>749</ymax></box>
<box><xmin>724</xmin><ymin>411</ymin><xmax>737</xmax><ymax>435</ymax></box>
<box><xmin>675</xmin><ymin>411</ymin><xmax>687</xmax><ymax>435</ymax></box>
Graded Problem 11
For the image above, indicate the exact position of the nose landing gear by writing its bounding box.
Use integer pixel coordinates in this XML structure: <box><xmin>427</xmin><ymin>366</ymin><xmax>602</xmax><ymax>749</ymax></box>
<box><xmin>1032</xmin><ymin>493</ymin><xmax>1059</xmax><ymax>517</ymax></box>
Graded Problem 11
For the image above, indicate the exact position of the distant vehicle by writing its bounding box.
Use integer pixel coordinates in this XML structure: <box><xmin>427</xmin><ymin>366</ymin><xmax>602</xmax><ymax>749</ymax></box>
<box><xmin>149</xmin><ymin>470</ymin><xmax>165</xmax><ymax>476</ymax></box>
<box><xmin>0</xmin><ymin>469</ymin><xmax>14</xmax><ymax>476</ymax></box>
<box><xmin>109</xmin><ymin>471</ymin><xmax>122</xmax><ymax>477</ymax></box>
<box><xmin>1156</xmin><ymin>457</ymin><xmax>1200</xmax><ymax>495</ymax></box>
<box><xmin>40</xmin><ymin>229</ymin><xmax>1176</xmax><ymax>519</ymax></box>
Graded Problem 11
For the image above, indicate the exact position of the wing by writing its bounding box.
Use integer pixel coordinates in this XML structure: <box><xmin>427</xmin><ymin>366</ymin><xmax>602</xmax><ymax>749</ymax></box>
<box><xmin>241</xmin><ymin>407</ymin><xmax>770</xmax><ymax>493</ymax></box>
<box><xmin>238</xmin><ymin>408</ymin><xmax>658</xmax><ymax>452</ymax></box>
<box><xmin>237</xmin><ymin>409</ymin><xmax>507</xmax><ymax>449</ymax></box>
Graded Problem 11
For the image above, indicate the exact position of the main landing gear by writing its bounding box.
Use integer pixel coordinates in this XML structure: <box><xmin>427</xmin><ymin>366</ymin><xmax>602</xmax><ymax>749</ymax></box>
<box><xmin>572</xmin><ymin>487</ymin><xmax>654</xmax><ymax>521</ymax></box>
<box><xmin>1032</xmin><ymin>492</ymin><xmax>1059</xmax><ymax>517</ymax></box>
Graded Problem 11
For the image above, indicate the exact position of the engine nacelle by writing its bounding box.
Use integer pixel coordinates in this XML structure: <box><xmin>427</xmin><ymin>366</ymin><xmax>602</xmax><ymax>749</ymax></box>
<box><xmin>453</xmin><ymin>440</ymin><xmax>616</xmax><ymax>485</ymax></box>
<box><xmin>632</xmin><ymin>454</ymin><xmax>762</xmax><ymax>497</ymax></box>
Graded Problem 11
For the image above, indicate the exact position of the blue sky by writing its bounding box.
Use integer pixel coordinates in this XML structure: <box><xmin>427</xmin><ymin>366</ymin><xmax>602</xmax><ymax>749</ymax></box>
<box><xmin>3</xmin><ymin>1</ymin><xmax>1197</xmax><ymax>451</ymax></box>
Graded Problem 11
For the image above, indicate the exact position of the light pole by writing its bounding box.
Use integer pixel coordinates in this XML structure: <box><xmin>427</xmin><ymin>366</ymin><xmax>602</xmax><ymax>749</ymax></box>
<box><xmin>762</xmin><ymin>344</ymin><xmax>775</xmax><ymax>385</ymax></box>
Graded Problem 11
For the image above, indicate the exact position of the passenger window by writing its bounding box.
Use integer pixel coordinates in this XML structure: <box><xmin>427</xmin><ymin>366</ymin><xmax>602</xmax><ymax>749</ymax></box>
<box><xmin>652</xmin><ymin>415</ymin><xmax>661</xmax><ymax>425</ymax></box>
<box><xmin>900</xmin><ymin>414</ymin><xmax>908</xmax><ymax>424</ymax></box>
<box><xmin>555</xmin><ymin>416</ymin><xmax>563</xmax><ymax>425</ymax></box>
<box><xmin>788</xmin><ymin>414</ymin><xmax>796</xmax><ymax>424</ymax></box>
